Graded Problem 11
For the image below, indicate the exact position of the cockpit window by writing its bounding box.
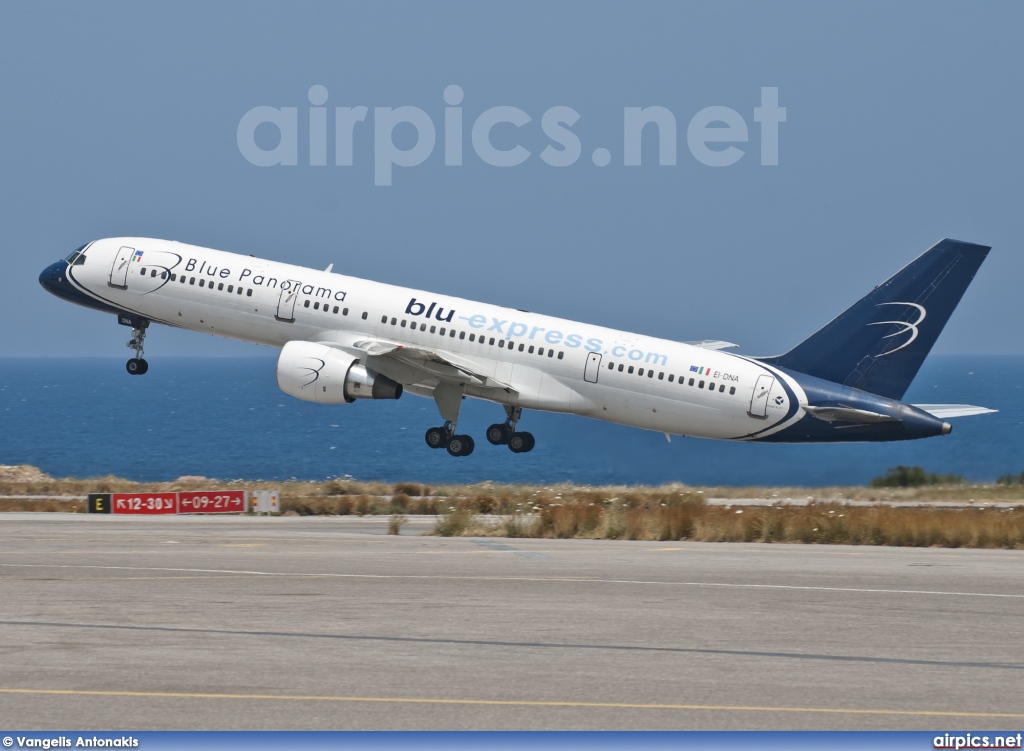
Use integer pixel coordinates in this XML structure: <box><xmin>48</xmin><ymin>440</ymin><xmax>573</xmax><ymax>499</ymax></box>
<box><xmin>64</xmin><ymin>243</ymin><xmax>89</xmax><ymax>265</ymax></box>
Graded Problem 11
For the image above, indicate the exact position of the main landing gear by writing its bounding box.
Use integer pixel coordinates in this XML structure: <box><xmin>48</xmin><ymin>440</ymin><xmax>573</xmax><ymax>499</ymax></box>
<box><xmin>424</xmin><ymin>423</ymin><xmax>476</xmax><ymax>457</ymax></box>
<box><xmin>125</xmin><ymin>319</ymin><xmax>149</xmax><ymax>376</ymax></box>
<box><xmin>424</xmin><ymin>386</ymin><xmax>534</xmax><ymax>458</ymax></box>
<box><xmin>486</xmin><ymin>405</ymin><xmax>535</xmax><ymax>453</ymax></box>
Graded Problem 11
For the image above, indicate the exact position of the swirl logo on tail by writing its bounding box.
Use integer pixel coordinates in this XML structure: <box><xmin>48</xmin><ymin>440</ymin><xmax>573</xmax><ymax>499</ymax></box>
<box><xmin>869</xmin><ymin>302</ymin><xmax>927</xmax><ymax>355</ymax></box>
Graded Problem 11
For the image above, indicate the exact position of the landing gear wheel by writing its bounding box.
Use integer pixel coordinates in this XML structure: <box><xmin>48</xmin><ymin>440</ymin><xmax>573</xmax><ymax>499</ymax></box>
<box><xmin>124</xmin><ymin>318</ymin><xmax>150</xmax><ymax>374</ymax></box>
<box><xmin>486</xmin><ymin>423</ymin><xmax>510</xmax><ymax>445</ymax></box>
<box><xmin>508</xmin><ymin>431</ymin><xmax>535</xmax><ymax>453</ymax></box>
<box><xmin>424</xmin><ymin>426</ymin><xmax>447</xmax><ymax>449</ymax></box>
<box><xmin>446</xmin><ymin>434</ymin><xmax>475</xmax><ymax>457</ymax></box>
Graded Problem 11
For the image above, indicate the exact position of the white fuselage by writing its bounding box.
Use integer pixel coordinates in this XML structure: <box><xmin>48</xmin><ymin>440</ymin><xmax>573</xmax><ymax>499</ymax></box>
<box><xmin>61</xmin><ymin>237</ymin><xmax>808</xmax><ymax>441</ymax></box>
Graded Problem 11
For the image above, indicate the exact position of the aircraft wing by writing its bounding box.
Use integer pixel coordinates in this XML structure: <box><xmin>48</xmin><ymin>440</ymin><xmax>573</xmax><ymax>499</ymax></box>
<box><xmin>913</xmin><ymin>404</ymin><xmax>998</xmax><ymax>418</ymax></box>
<box><xmin>316</xmin><ymin>333</ymin><xmax>514</xmax><ymax>391</ymax></box>
<box><xmin>685</xmin><ymin>340</ymin><xmax>739</xmax><ymax>350</ymax></box>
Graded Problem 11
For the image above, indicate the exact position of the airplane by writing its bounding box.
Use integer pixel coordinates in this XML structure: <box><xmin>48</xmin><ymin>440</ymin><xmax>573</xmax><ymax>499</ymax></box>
<box><xmin>39</xmin><ymin>237</ymin><xmax>995</xmax><ymax>456</ymax></box>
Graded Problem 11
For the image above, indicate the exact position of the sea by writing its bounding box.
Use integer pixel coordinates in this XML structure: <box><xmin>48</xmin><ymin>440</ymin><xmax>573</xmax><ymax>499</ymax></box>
<box><xmin>1</xmin><ymin>355</ymin><xmax>1021</xmax><ymax>487</ymax></box>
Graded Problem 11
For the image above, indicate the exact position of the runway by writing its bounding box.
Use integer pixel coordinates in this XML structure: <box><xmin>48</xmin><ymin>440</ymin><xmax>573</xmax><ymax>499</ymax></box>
<box><xmin>1</xmin><ymin>513</ymin><xmax>1022</xmax><ymax>730</ymax></box>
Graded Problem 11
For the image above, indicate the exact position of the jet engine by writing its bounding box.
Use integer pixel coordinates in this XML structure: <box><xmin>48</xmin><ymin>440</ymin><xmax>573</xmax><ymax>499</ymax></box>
<box><xmin>276</xmin><ymin>341</ymin><xmax>403</xmax><ymax>404</ymax></box>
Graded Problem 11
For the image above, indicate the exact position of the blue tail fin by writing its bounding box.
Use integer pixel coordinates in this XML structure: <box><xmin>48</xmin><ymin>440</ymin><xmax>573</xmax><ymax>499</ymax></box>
<box><xmin>761</xmin><ymin>239</ymin><xmax>990</xmax><ymax>400</ymax></box>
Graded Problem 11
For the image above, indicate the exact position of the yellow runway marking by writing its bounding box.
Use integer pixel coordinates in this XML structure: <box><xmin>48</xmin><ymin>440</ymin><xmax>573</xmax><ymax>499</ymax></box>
<box><xmin>0</xmin><ymin>688</ymin><xmax>1021</xmax><ymax>718</ymax></box>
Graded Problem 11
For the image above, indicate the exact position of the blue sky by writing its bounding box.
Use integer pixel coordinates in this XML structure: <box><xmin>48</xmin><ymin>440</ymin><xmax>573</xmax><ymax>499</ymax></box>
<box><xmin>2</xmin><ymin>1</ymin><xmax>1021</xmax><ymax>357</ymax></box>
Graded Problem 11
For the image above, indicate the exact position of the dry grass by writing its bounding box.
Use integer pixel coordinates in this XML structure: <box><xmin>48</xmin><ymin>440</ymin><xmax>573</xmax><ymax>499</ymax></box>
<box><xmin>2</xmin><ymin>465</ymin><xmax>1023</xmax><ymax>548</ymax></box>
<box><xmin>431</xmin><ymin>501</ymin><xmax>1024</xmax><ymax>549</ymax></box>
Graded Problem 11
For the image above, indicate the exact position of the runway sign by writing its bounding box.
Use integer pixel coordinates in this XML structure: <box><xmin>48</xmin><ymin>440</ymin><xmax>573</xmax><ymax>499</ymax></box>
<box><xmin>87</xmin><ymin>493</ymin><xmax>111</xmax><ymax>513</ymax></box>
<box><xmin>178</xmin><ymin>490</ymin><xmax>248</xmax><ymax>514</ymax></box>
<box><xmin>111</xmin><ymin>492</ymin><xmax>179</xmax><ymax>515</ymax></box>
<box><xmin>252</xmin><ymin>489</ymin><xmax>281</xmax><ymax>514</ymax></box>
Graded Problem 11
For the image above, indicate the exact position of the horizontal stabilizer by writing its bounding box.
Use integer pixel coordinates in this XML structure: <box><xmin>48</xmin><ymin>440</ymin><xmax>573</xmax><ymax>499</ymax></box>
<box><xmin>686</xmin><ymin>340</ymin><xmax>739</xmax><ymax>351</ymax></box>
<box><xmin>913</xmin><ymin>404</ymin><xmax>998</xmax><ymax>418</ymax></box>
<box><xmin>803</xmin><ymin>405</ymin><xmax>899</xmax><ymax>424</ymax></box>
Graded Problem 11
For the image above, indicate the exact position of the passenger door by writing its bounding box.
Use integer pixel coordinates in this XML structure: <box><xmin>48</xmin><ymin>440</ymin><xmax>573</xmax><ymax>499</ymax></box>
<box><xmin>108</xmin><ymin>246</ymin><xmax>135</xmax><ymax>289</ymax></box>
<box><xmin>748</xmin><ymin>374</ymin><xmax>774</xmax><ymax>418</ymax></box>
<box><xmin>275</xmin><ymin>285</ymin><xmax>298</xmax><ymax>322</ymax></box>
<box><xmin>584</xmin><ymin>352</ymin><xmax>602</xmax><ymax>383</ymax></box>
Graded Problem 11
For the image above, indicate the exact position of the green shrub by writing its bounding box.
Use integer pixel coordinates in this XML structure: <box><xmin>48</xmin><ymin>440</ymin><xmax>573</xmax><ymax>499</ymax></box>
<box><xmin>870</xmin><ymin>465</ymin><xmax>964</xmax><ymax>488</ymax></box>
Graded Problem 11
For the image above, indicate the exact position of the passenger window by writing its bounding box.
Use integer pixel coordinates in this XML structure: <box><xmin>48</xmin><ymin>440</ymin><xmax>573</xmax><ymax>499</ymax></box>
<box><xmin>469</xmin><ymin>333</ymin><xmax>475</xmax><ymax>342</ymax></box>
<box><xmin>171</xmin><ymin>274</ymin><xmax>177</xmax><ymax>282</ymax></box>
<box><xmin>313</xmin><ymin>302</ymin><xmax>320</xmax><ymax>310</ymax></box>
<box><xmin>708</xmin><ymin>381</ymin><xmax>715</xmax><ymax>390</ymax></box>
<box><xmin>189</xmin><ymin>277</ymin><xmax>195</xmax><ymax>285</ymax></box>
<box><xmin>420</xmin><ymin>323</ymin><xmax>426</xmax><ymax>331</ymax></box>
<box><xmin>538</xmin><ymin>347</ymin><xmax>544</xmax><ymax>355</ymax></box>
<box><xmin>498</xmin><ymin>340</ymin><xmax>505</xmax><ymax>348</ymax></box>
<box><xmin>218</xmin><ymin>283</ymin><xmax>224</xmax><ymax>291</ymax></box>
<box><xmin>518</xmin><ymin>344</ymin><xmax>524</xmax><ymax>352</ymax></box>
<box><xmin>450</xmin><ymin>330</ymin><xmax>456</xmax><ymax>337</ymax></box>
<box><xmin>430</xmin><ymin>325</ymin><xmax>436</xmax><ymax>334</ymax></box>
<box><xmin>303</xmin><ymin>300</ymin><xmax>310</xmax><ymax>308</ymax></box>
<box><xmin>199</xmin><ymin>279</ymin><xmax>205</xmax><ymax>287</ymax></box>
<box><xmin>689</xmin><ymin>378</ymin><xmax>694</xmax><ymax>386</ymax></box>
<box><xmin>719</xmin><ymin>384</ymin><xmax>725</xmax><ymax>392</ymax></box>
<box><xmin>528</xmin><ymin>345</ymin><xmax>534</xmax><ymax>354</ymax></box>
<box><xmin>729</xmin><ymin>386</ymin><xmax>736</xmax><ymax>395</ymax></box>
<box><xmin>361</xmin><ymin>311</ymin><xmax>367</xmax><ymax>319</ymax></box>
<box><xmin>391</xmin><ymin>317</ymin><xmax>397</xmax><ymax>325</ymax></box>
<box><xmin>669</xmin><ymin>375</ymin><xmax>675</xmax><ymax>382</ymax></box>
<box><xmin>699</xmin><ymin>380</ymin><xmax>704</xmax><ymax>388</ymax></box>
<box><xmin>439</xmin><ymin>327</ymin><xmax>446</xmax><ymax>335</ymax></box>
<box><xmin>381</xmin><ymin>316</ymin><xmax>388</xmax><ymax>324</ymax></box>
<box><xmin>648</xmin><ymin>371</ymin><xmax>654</xmax><ymax>378</ymax></box>
<box><xmin>459</xmin><ymin>331</ymin><xmax>466</xmax><ymax>339</ymax></box>
<box><xmin>489</xmin><ymin>337</ymin><xmax>495</xmax><ymax>345</ymax></box>
<box><xmin>151</xmin><ymin>269</ymin><xmax>157</xmax><ymax>278</ymax></box>
<box><xmin>618</xmin><ymin>364</ymin><xmax>623</xmax><ymax>371</ymax></box>
<box><xmin>333</xmin><ymin>306</ymin><xmax>339</xmax><ymax>314</ymax></box>
<box><xmin>247</xmin><ymin>289</ymin><xmax>253</xmax><ymax>297</ymax></box>
<box><xmin>237</xmin><ymin>287</ymin><xmax>243</xmax><ymax>294</ymax></box>
<box><xmin>548</xmin><ymin>350</ymin><xmax>554</xmax><ymax>357</ymax></box>
<box><xmin>557</xmin><ymin>352</ymin><xmax>563</xmax><ymax>360</ymax></box>
<box><xmin>658</xmin><ymin>372</ymin><xmax>664</xmax><ymax>380</ymax></box>
<box><xmin>628</xmin><ymin>366</ymin><xmax>634</xmax><ymax>374</ymax></box>
<box><xmin>401</xmin><ymin>320</ymin><xmax>407</xmax><ymax>328</ymax></box>
<box><xmin>227</xmin><ymin>285</ymin><xmax>233</xmax><ymax>293</ymax></box>
<box><xmin>607</xmin><ymin>362</ymin><xmax>614</xmax><ymax>370</ymax></box>
<box><xmin>638</xmin><ymin>368</ymin><xmax>644</xmax><ymax>376</ymax></box>
<box><xmin>343</xmin><ymin>308</ymin><xmax>349</xmax><ymax>315</ymax></box>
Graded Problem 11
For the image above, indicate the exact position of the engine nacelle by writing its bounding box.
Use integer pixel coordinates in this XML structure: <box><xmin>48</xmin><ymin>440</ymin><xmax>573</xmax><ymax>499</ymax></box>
<box><xmin>276</xmin><ymin>341</ymin><xmax>403</xmax><ymax>404</ymax></box>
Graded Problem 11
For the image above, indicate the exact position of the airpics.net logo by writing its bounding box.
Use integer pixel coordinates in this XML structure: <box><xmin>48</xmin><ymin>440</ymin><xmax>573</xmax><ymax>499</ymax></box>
<box><xmin>236</xmin><ymin>85</ymin><xmax>786</xmax><ymax>186</ymax></box>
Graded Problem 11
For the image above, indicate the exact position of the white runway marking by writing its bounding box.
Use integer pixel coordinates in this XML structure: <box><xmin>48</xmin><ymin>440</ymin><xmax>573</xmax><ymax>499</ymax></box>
<box><xmin>2</xmin><ymin>562</ymin><xmax>1022</xmax><ymax>599</ymax></box>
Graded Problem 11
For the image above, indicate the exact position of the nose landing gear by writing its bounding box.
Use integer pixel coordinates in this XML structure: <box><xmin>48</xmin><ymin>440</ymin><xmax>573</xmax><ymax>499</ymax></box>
<box><xmin>124</xmin><ymin>317</ymin><xmax>150</xmax><ymax>376</ymax></box>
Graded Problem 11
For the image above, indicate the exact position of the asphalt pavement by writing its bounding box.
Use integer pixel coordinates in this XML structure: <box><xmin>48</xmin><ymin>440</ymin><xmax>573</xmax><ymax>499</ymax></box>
<box><xmin>1</xmin><ymin>513</ymin><xmax>1021</xmax><ymax>730</ymax></box>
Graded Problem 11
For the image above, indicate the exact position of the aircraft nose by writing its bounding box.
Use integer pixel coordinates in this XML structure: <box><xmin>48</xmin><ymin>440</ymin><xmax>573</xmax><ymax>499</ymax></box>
<box><xmin>38</xmin><ymin>260</ymin><xmax>67</xmax><ymax>295</ymax></box>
